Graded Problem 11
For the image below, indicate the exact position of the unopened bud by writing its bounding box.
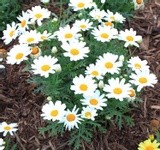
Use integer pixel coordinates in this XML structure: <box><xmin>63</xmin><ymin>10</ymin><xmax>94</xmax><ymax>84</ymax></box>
<box><xmin>47</xmin><ymin>96</ymin><xmax>52</xmax><ymax>101</ymax></box>
<box><xmin>40</xmin><ymin>0</ymin><xmax>50</xmax><ymax>4</ymax></box>
<box><xmin>98</xmin><ymin>80</ymin><xmax>104</xmax><ymax>89</ymax></box>
<box><xmin>54</xmin><ymin>64</ymin><xmax>62</xmax><ymax>72</ymax></box>
<box><xmin>51</xmin><ymin>46</ymin><xmax>58</xmax><ymax>53</ymax></box>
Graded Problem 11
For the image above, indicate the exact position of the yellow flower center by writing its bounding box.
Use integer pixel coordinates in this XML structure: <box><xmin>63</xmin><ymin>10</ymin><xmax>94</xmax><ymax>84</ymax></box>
<box><xmin>15</xmin><ymin>53</ymin><xmax>24</xmax><ymax>60</ymax></box>
<box><xmin>126</xmin><ymin>36</ymin><xmax>134</xmax><ymax>42</ymax></box>
<box><xmin>105</xmin><ymin>22</ymin><xmax>113</xmax><ymax>27</ymax></box>
<box><xmin>4</xmin><ymin>126</ymin><xmax>11</xmax><ymax>131</ymax></box>
<box><xmin>85</xmin><ymin>112</ymin><xmax>92</xmax><ymax>118</ymax></box>
<box><xmin>145</xmin><ymin>146</ymin><xmax>154</xmax><ymax>150</ymax></box>
<box><xmin>66</xmin><ymin>114</ymin><xmax>76</xmax><ymax>122</ymax></box>
<box><xmin>79</xmin><ymin>84</ymin><xmax>88</xmax><ymax>91</ymax></box>
<box><xmin>70</xmin><ymin>48</ymin><xmax>79</xmax><ymax>56</ymax></box>
<box><xmin>77</xmin><ymin>2</ymin><xmax>85</xmax><ymax>8</ymax></box>
<box><xmin>91</xmin><ymin>71</ymin><xmax>99</xmax><ymax>76</ymax></box>
<box><xmin>50</xmin><ymin>110</ymin><xmax>58</xmax><ymax>117</ymax></box>
<box><xmin>35</xmin><ymin>13</ymin><xmax>43</xmax><ymax>19</ymax></box>
<box><xmin>27</xmin><ymin>37</ymin><xmax>34</xmax><ymax>43</ymax></box>
<box><xmin>41</xmin><ymin>65</ymin><xmax>51</xmax><ymax>72</ymax></box>
<box><xmin>31</xmin><ymin>47</ymin><xmax>39</xmax><ymax>55</ymax></box>
<box><xmin>110</xmin><ymin>16</ymin><xmax>115</xmax><ymax>21</ymax></box>
<box><xmin>134</xmin><ymin>63</ymin><xmax>141</xmax><ymax>69</ymax></box>
<box><xmin>138</xmin><ymin>77</ymin><xmax>148</xmax><ymax>84</ymax></box>
<box><xmin>9</xmin><ymin>30</ymin><xmax>15</xmax><ymax>37</ymax></box>
<box><xmin>80</xmin><ymin>24</ymin><xmax>87</xmax><ymax>29</ymax></box>
<box><xmin>113</xmin><ymin>87</ymin><xmax>122</xmax><ymax>95</ymax></box>
<box><xmin>105</xmin><ymin>62</ymin><xmax>113</xmax><ymax>69</ymax></box>
<box><xmin>128</xmin><ymin>89</ymin><xmax>136</xmax><ymax>97</ymax></box>
<box><xmin>21</xmin><ymin>20</ymin><xmax>26</xmax><ymax>27</ymax></box>
<box><xmin>90</xmin><ymin>98</ymin><xmax>98</xmax><ymax>106</ymax></box>
<box><xmin>100</xmin><ymin>33</ymin><xmax>109</xmax><ymax>39</ymax></box>
<box><xmin>136</xmin><ymin>0</ymin><xmax>143</xmax><ymax>4</ymax></box>
<box><xmin>64</xmin><ymin>33</ymin><xmax>73</xmax><ymax>39</ymax></box>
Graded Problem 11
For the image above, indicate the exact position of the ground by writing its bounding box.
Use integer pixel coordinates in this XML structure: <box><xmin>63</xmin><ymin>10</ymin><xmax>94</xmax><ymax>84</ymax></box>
<box><xmin>0</xmin><ymin>0</ymin><xmax>160</xmax><ymax>149</ymax></box>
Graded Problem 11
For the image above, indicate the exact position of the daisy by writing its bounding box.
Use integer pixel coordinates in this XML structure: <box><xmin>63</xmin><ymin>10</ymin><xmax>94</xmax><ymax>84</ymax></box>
<box><xmin>54</xmin><ymin>25</ymin><xmax>81</xmax><ymax>42</ymax></box>
<box><xmin>96</xmin><ymin>52</ymin><xmax>122</xmax><ymax>75</ymax></box>
<box><xmin>81</xmin><ymin>90</ymin><xmax>107</xmax><ymax>110</ymax></box>
<box><xmin>118</xmin><ymin>28</ymin><xmax>142</xmax><ymax>47</ymax></box>
<box><xmin>85</xmin><ymin>63</ymin><xmax>103</xmax><ymax>79</ymax></box>
<box><xmin>19</xmin><ymin>30</ymin><xmax>41</xmax><ymax>45</ymax></box>
<box><xmin>71</xmin><ymin>74</ymin><xmax>97</xmax><ymax>96</ymax></box>
<box><xmin>2</xmin><ymin>22</ymin><xmax>18</xmax><ymax>45</ymax></box>
<box><xmin>69</xmin><ymin>0</ymin><xmax>92</xmax><ymax>11</ymax></box>
<box><xmin>0</xmin><ymin>122</ymin><xmax>18</xmax><ymax>136</ymax></box>
<box><xmin>61</xmin><ymin>106</ymin><xmax>82</xmax><ymax>131</ymax></box>
<box><xmin>81</xmin><ymin>107</ymin><xmax>98</xmax><ymax>120</ymax></box>
<box><xmin>40</xmin><ymin>30</ymin><xmax>53</xmax><ymax>41</ymax></box>
<box><xmin>102</xmin><ymin>21</ymin><xmax>114</xmax><ymax>28</ymax></box>
<box><xmin>61</xmin><ymin>40</ymin><xmax>90</xmax><ymax>61</ymax></box>
<box><xmin>92</xmin><ymin>25</ymin><xmax>118</xmax><ymax>42</ymax></box>
<box><xmin>73</xmin><ymin>19</ymin><xmax>93</xmax><ymax>31</ymax></box>
<box><xmin>6</xmin><ymin>44</ymin><xmax>31</xmax><ymax>65</ymax></box>
<box><xmin>17</xmin><ymin>11</ymin><xmax>30</xmax><ymax>33</ymax></box>
<box><xmin>31</xmin><ymin>55</ymin><xmax>59</xmax><ymax>78</ymax></box>
<box><xmin>104</xmin><ymin>78</ymin><xmax>131</xmax><ymax>101</ymax></box>
<box><xmin>41</xmin><ymin>101</ymin><xmax>66</xmax><ymax>122</ymax></box>
<box><xmin>105</xmin><ymin>10</ymin><xmax>116</xmax><ymax>22</ymax></box>
<box><xmin>0</xmin><ymin>138</ymin><xmax>5</xmax><ymax>150</ymax></box>
<box><xmin>133</xmin><ymin>0</ymin><xmax>144</xmax><ymax>10</ymax></box>
<box><xmin>138</xmin><ymin>139</ymin><xmax>160</xmax><ymax>150</ymax></box>
<box><xmin>30</xmin><ymin>46</ymin><xmax>41</xmax><ymax>58</ymax></box>
<box><xmin>127</xmin><ymin>88</ymin><xmax>136</xmax><ymax>102</ymax></box>
<box><xmin>130</xmin><ymin>70</ymin><xmax>158</xmax><ymax>92</ymax></box>
<box><xmin>128</xmin><ymin>56</ymin><xmax>149</xmax><ymax>71</ymax></box>
<box><xmin>27</xmin><ymin>6</ymin><xmax>51</xmax><ymax>26</ymax></box>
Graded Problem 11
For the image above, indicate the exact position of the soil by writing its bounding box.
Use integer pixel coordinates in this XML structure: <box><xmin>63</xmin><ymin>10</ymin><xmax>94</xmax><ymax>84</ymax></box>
<box><xmin>0</xmin><ymin>0</ymin><xmax>160</xmax><ymax>150</ymax></box>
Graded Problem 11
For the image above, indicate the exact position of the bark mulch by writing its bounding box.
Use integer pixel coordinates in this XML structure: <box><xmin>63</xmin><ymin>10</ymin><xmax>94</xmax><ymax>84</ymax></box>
<box><xmin>0</xmin><ymin>0</ymin><xmax>160</xmax><ymax>149</ymax></box>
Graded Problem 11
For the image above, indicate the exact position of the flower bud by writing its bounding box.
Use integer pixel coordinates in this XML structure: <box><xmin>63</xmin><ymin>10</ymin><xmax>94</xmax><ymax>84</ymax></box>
<box><xmin>51</xmin><ymin>46</ymin><xmax>58</xmax><ymax>54</ymax></box>
<box><xmin>40</xmin><ymin>0</ymin><xmax>50</xmax><ymax>4</ymax></box>
<box><xmin>98</xmin><ymin>80</ymin><xmax>104</xmax><ymax>89</ymax></box>
<box><xmin>54</xmin><ymin>64</ymin><xmax>62</xmax><ymax>72</ymax></box>
<box><xmin>47</xmin><ymin>96</ymin><xmax>52</xmax><ymax>101</ymax></box>
<box><xmin>119</xmin><ymin>55</ymin><xmax>124</xmax><ymax>62</ymax></box>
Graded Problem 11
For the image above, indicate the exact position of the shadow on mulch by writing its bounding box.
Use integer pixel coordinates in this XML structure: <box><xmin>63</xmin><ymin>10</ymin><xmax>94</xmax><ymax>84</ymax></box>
<box><xmin>0</xmin><ymin>0</ymin><xmax>160</xmax><ymax>149</ymax></box>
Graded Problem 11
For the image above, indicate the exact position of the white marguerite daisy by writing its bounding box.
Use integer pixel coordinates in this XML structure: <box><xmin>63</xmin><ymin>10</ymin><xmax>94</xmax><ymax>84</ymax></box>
<box><xmin>31</xmin><ymin>55</ymin><xmax>59</xmax><ymax>78</ymax></box>
<box><xmin>127</xmin><ymin>88</ymin><xmax>136</xmax><ymax>102</ymax></box>
<box><xmin>61</xmin><ymin>106</ymin><xmax>82</xmax><ymax>131</ymax></box>
<box><xmin>102</xmin><ymin>21</ymin><xmax>114</xmax><ymax>28</ymax></box>
<box><xmin>71</xmin><ymin>74</ymin><xmax>97</xmax><ymax>96</ymax></box>
<box><xmin>54</xmin><ymin>25</ymin><xmax>81</xmax><ymax>42</ymax></box>
<box><xmin>130</xmin><ymin>70</ymin><xmax>158</xmax><ymax>92</ymax></box>
<box><xmin>27</xmin><ymin>6</ymin><xmax>51</xmax><ymax>26</ymax></box>
<box><xmin>92</xmin><ymin>25</ymin><xmax>118</xmax><ymax>42</ymax></box>
<box><xmin>0</xmin><ymin>138</ymin><xmax>5</xmax><ymax>150</ymax></box>
<box><xmin>73</xmin><ymin>19</ymin><xmax>93</xmax><ymax>31</ymax></box>
<box><xmin>6</xmin><ymin>44</ymin><xmax>31</xmax><ymax>65</ymax></box>
<box><xmin>104</xmin><ymin>78</ymin><xmax>131</xmax><ymax>101</ymax></box>
<box><xmin>133</xmin><ymin>0</ymin><xmax>144</xmax><ymax>10</ymax></box>
<box><xmin>41</xmin><ymin>101</ymin><xmax>66</xmax><ymax>122</ymax></box>
<box><xmin>30</xmin><ymin>46</ymin><xmax>42</xmax><ymax>58</ymax></box>
<box><xmin>96</xmin><ymin>52</ymin><xmax>122</xmax><ymax>75</ymax></box>
<box><xmin>128</xmin><ymin>56</ymin><xmax>149</xmax><ymax>72</ymax></box>
<box><xmin>81</xmin><ymin>90</ymin><xmax>107</xmax><ymax>110</ymax></box>
<box><xmin>40</xmin><ymin>30</ymin><xmax>53</xmax><ymax>41</ymax></box>
<box><xmin>81</xmin><ymin>107</ymin><xmax>98</xmax><ymax>120</ymax></box>
<box><xmin>17</xmin><ymin>11</ymin><xmax>30</xmax><ymax>33</ymax></box>
<box><xmin>61</xmin><ymin>40</ymin><xmax>90</xmax><ymax>61</ymax></box>
<box><xmin>118</xmin><ymin>28</ymin><xmax>142</xmax><ymax>47</ymax></box>
<box><xmin>19</xmin><ymin>30</ymin><xmax>41</xmax><ymax>45</ymax></box>
<box><xmin>69</xmin><ymin>0</ymin><xmax>92</xmax><ymax>11</ymax></box>
<box><xmin>0</xmin><ymin>122</ymin><xmax>18</xmax><ymax>136</ymax></box>
<box><xmin>2</xmin><ymin>22</ymin><xmax>18</xmax><ymax>45</ymax></box>
<box><xmin>85</xmin><ymin>63</ymin><xmax>103</xmax><ymax>80</ymax></box>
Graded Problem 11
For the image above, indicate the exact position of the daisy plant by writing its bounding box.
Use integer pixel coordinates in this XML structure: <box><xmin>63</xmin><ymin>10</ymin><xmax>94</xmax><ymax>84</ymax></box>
<box><xmin>1</xmin><ymin>1</ymin><xmax>157</xmax><ymax>149</ymax></box>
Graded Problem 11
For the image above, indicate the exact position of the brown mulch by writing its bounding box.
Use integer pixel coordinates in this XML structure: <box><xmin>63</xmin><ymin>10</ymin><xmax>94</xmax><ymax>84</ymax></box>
<box><xmin>0</xmin><ymin>0</ymin><xmax>160</xmax><ymax>150</ymax></box>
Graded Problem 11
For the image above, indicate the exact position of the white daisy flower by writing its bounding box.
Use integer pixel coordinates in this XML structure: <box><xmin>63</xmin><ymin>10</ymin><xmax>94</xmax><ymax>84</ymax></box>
<box><xmin>40</xmin><ymin>30</ymin><xmax>53</xmax><ymax>41</ymax></box>
<box><xmin>2</xmin><ymin>22</ymin><xmax>18</xmax><ymax>45</ymax></box>
<box><xmin>31</xmin><ymin>55</ymin><xmax>59</xmax><ymax>78</ymax></box>
<box><xmin>92</xmin><ymin>25</ymin><xmax>118</xmax><ymax>42</ymax></box>
<box><xmin>81</xmin><ymin>107</ymin><xmax>97</xmax><ymax>120</ymax></box>
<box><xmin>54</xmin><ymin>25</ymin><xmax>81</xmax><ymax>42</ymax></box>
<box><xmin>104</xmin><ymin>78</ymin><xmax>131</xmax><ymax>101</ymax></box>
<box><xmin>73</xmin><ymin>19</ymin><xmax>93</xmax><ymax>31</ymax></box>
<box><xmin>19</xmin><ymin>30</ymin><xmax>41</xmax><ymax>45</ymax></box>
<box><xmin>96</xmin><ymin>52</ymin><xmax>122</xmax><ymax>75</ymax></box>
<box><xmin>27</xmin><ymin>6</ymin><xmax>51</xmax><ymax>26</ymax></box>
<box><xmin>69</xmin><ymin>0</ymin><xmax>92</xmax><ymax>11</ymax></box>
<box><xmin>133</xmin><ymin>0</ymin><xmax>144</xmax><ymax>10</ymax></box>
<box><xmin>71</xmin><ymin>74</ymin><xmax>97</xmax><ymax>96</ymax></box>
<box><xmin>61</xmin><ymin>40</ymin><xmax>90</xmax><ymax>61</ymax></box>
<box><xmin>127</xmin><ymin>88</ymin><xmax>136</xmax><ymax>102</ymax></box>
<box><xmin>61</xmin><ymin>106</ymin><xmax>82</xmax><ymax>131</ymax></box>
<box><xmin>102</xmin><ymin>21</ymin><xmax>114</xmax><ymax>28</ymax></box>
<box><xmin>128</xmin><ymin>56</ymin><xmax>149</xmax><ymax>71</ymax></box>
<box><xmin>30</xmin><ymin>46</ymin><xmax>42</xmax><ymax>58</ymax></box>
<box><xmin>0</xmin><ymin>122</ymin><xmax>18</xmax><ymax>136</ymax></box>
<box><xmin>17</xmin><ymin>11</ymin><xmax>30</xmax><ymax>33</ymax></box>
<box><xmin>130</xmin><ymin>70</ymin><xmax>158</xmax><ymax>92</ymax></box>
<box><xmin>89</xmin><ymin>8</ymin><xmax>107</xmax><ymax>22</ymax></box>
<box><xmin>81</xmin><ymin>90</ymin><xmax>107</xmax><ymax>110</ymax></box>
<box><xmin>41</xmin><ymin>101</ymin><xmax>66</xmax><ymax>122</ymax></box>
<box><xmin>0</xmin><ymin>138</ymin><xmax>5</xmax><ymax>150</ymax></box>
<box><xmin>6</xmin><ymin>44</ymin><xmax>31</xmax><ymax>65</ymax></box>
<box><xmin>118</xmin><ymin>28</ymin><xmax>142</xmax><ymax>47</ymax></box>
<box><xmin>85</xmin><ymin>63</ymin><xmax>103</xmax><ymax>80</ymax></box>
